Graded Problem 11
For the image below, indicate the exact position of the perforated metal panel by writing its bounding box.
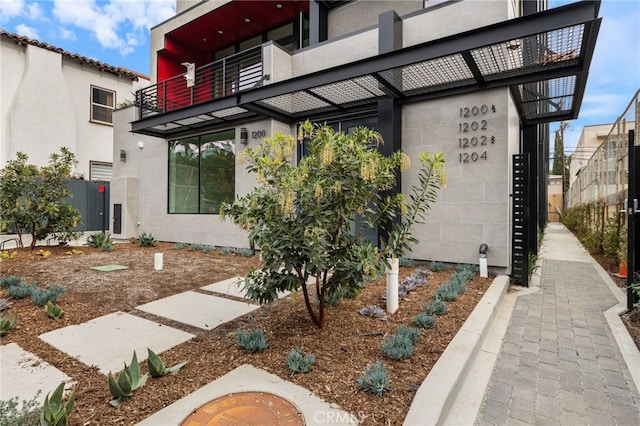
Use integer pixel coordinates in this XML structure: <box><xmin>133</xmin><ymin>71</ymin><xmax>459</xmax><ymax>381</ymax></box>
<box><xmin>380</xmin><ymin>54</ymin><xmax>474</xmax><ymax>93</ymax></box>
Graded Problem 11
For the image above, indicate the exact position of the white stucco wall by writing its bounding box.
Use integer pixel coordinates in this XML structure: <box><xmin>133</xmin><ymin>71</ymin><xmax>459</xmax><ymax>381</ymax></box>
<box><xmin>0</xmin><ymin>36</ymin><xmax>149</xmax><ymax>179</ymax></box>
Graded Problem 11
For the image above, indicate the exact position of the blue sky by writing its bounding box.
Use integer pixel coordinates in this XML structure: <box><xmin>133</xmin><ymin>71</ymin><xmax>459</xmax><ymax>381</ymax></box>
<box><xmin>1</xmin><ymin>0</ymin><xmax>638</xmax><ymax>156</ymax></box>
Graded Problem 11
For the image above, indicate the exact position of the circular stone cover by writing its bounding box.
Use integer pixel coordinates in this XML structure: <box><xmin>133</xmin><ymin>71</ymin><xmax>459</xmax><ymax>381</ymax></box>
<box><xmin>181</xmin><ymin>391</ymin><xmax>305</xmax><ymax>425</ymax></box>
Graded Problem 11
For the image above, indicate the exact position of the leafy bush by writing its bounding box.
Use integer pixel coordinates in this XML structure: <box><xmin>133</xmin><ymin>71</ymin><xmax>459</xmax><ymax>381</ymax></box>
<box><xmin>380</xmin><ymin>333</ymin><xmax>414</xmax><ymax>360</ymax></box>
<box><xmin>138</xmin><ymin>232</ymin><xmax>157</xmax><ymax>247</ymax></box>
<box><xmin>0</xmin><ymin>312</ymin><xmax>18</xmax><ymax>336</ymax></box>
<box><xmin>0</xmin><ymin>391</ymin><xmax>41</xmax><ymax>426</ymax></box>
<box><xmin>41</xmin><ymin>383</ymin><xmax>75</xmax><ymax>426</ymax></box>
<box><xmin>1</xmin><ymin>275</ymin><xmax>20</xmax><ymax>289</ymax></box>
<box><xmin>286</xmin><ymin>347</ymin><xmax>316</xmax><ymax>373</ymax></box>
<box><xmin>7</xmin><ymin>282</ymin><xmax>36</xmax><ymax>299</ymax></box>
<box><xmin>31</xmin><ymin>285</ymin><xmax>66</xmax><ymax>306</ymax></box>
<box><xmin>87</xmin><ymin>231</ymin><xmax>112</xmax><ymax>248</ymax></box>
<box><xmin>430</xmin><ymin>261</ymin><xmax>446</xmax><ymax>272</ymax></box>
<box><xmin>435</xmin><ymin>283</ymin><xmax>458</xmax><ymax>301</ymax></box>
<box><xmin>146</xmin><ymin>348</ymin><xmax>187</xmax><ymax>378</ymax></box>
<box><xmin>45</xmin><ymin>301</ymin><xmax>65</xmax><ymax>320</ymax></box>
<box><xmin>423</xmin><ymin>299</ymin><xmax>447</xmax><ymax>316</ymax></box>
<box><xmin>358</xmin><ymin>305</ymin><xmax>387</xmax><ymax>320</ymax></box>
<box><xmin>236</xmin><ymin>329</ymin><xmax>268</xmax><ymax>353</ymax></box>
<box><xmin>413</xmin><ymin>312</ymin><xmax>437</xmax><ymax>329</ymax></box>
<box><xmin>356</xmin><ymin>360</ymin><xmax>391</xmax><ymax>396</ymax></box>
<box><xmin>173</xmin><ymin>243</ymin><xmax>185</xmax><ymax>250</ymax></box>
<box><xmin>108</xmin><ymin>352</ymin><xmax>148</xmax><ymax>407</ymax></box>
<box><xmin>396</xmin><ymin>324</ymin><xmax>420</xmax><ymax>345</ymax></box>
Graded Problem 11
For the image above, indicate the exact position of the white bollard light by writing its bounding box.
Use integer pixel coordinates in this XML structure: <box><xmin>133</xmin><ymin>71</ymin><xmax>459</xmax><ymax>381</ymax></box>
<box><xmin>386</xmin><ymin>257</ymin><xmax>399</xmax><ymax>314</ymax></box>
<box><xmin>154</xmin><ymin>253</ymin><xmax>163</xmax><ymax>271</ymax></box>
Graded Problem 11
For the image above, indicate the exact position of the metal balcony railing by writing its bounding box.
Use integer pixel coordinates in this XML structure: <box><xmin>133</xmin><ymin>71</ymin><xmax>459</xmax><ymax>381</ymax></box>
<box><xmin>136</xmin><ymin>46</ymin><xmax>264</xmax><ymax>119</ymax></box>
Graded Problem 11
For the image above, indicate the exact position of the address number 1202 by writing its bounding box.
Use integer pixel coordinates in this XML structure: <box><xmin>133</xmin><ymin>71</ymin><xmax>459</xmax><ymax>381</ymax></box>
<box><xmin>459</xmin><ymin>151</ymin><xmax>487</xmax><ymax>163</ymax></box>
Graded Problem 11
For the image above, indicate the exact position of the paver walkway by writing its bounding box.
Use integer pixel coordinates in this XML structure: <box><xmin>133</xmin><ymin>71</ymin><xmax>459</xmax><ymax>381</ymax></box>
<box><xmin>476</xmin><ymin>223</ymin><xmax>640</xmax><ymax>425</ymax></box>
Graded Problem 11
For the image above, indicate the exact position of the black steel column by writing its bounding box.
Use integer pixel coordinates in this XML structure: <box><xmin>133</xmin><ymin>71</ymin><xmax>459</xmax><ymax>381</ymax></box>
<box><xmin>377</xmin><ymin>11</ymin><xmax>403</xmax><ymax>246</ymax></box>
<box><xmin>627</xmin><ymin>130</ymin><xmax>639</xmax><ymax>310</ymax></box>
<box><xmin>523</xmin><ymin>124</ymin><xmax>539</xmax><ymax>255</ymax></box>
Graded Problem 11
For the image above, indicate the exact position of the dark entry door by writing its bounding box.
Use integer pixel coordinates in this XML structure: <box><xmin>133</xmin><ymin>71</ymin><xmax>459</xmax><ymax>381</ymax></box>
<box><xmin>113</xmin><ymin>204</ymin><xmax>122</xmax><ymax>234</ymax></box>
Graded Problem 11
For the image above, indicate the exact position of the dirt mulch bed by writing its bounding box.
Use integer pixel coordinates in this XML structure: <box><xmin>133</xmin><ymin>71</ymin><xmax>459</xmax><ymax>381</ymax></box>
<box><xmin>1</xmin><ymin>242</ymin><xmax>492</xmax><ymax>425</ymax></box>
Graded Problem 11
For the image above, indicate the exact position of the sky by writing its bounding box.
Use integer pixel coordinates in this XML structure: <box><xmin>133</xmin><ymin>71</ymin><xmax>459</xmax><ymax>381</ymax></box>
<box><xmin>1</xmin><ymin>0</ymin><xmax>639</xmax><ymax>159</ymax></box>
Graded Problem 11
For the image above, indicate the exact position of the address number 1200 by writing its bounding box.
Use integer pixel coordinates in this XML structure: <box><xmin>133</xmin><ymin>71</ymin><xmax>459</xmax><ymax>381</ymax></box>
<box><xmin>459</xmin><ymin>151</ymin><xmax>487</xmax><ymax>163</ymax></box>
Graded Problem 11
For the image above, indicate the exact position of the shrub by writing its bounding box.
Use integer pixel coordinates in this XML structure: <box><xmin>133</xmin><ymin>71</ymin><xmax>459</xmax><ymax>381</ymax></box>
<box><xmin>173</xmin><ymin>243</ymin><xmax>185</xmax><ymax>250</ymax></box>
<box><xmin>7</xmin><ymin>282</ymin><xmax>36</xmax><ymax>299</ymax></box>
<box><xmin>1</xmin><ymin>275</ymin><xmax>20</xmax><ymax>289</ymax></box>
<box><xmin>356</xmin><ymin>360</ymin><xmax>391</xmax><ymax>396</ymax></box>
<box><xmin>286</xmin><ymin>347</ymin><xmax>316</xmax><ymax>374</ymax></box>
<box><xmin>423</xmin><ymin>299</ymin><xmax>448</xmax><ymax>316</ymax></box>
<box><xmin>31</xmin><ymin>285</ymin><xmax>66</xmax><ymax>307</ymax></box>
<box><xmin>220</xmin><ymin>246</ymin><xmax>233</xmax><ymax>255</ymax></box>
<box><xmin>41</xmin><ymin>383</ymin><xmax>75</xmax><ymax>426</ymax></box>
<box><xmin>202</xmin><ymin>245</ymin><xmax>215</xmax><ymax>254</ymax></box>
<box><xmin>430</xmin><ymin>261</ymin><xmax>446</xmax><ymax>272</ymax></box>
<box><xmin>87</xmin><ymin>231</ymin><xmax>112</xmax><ymax>248</ymax></box>
<box><xmin>238</xmin><ymin>248</ymin><xmax>254</xmax><ymax>258</ymax></box>
<box><xmin>189</xmin><ymin>243</ymin><xmax>203</xmax><ymax>252</ymax></box>
<box><xmin>380</xmin><ymin>333</ymin><xmax>414</xmax><ymax>360</ymax></box>
<box><xmin>0</xmin><ymin>312</ymin><xmax>18</xmax><ymax>336</ymax></box>
<box><xmin>396</xmin><ymin>324</ymin><xmax>420</xmax><ymax>345</ymax></box>
<box><xmin>236</xmin><ymin>329</ymin><xmax>268</xmax><ymax>353</ymax></box>
<box><xmin>100</xmin><ymin>242</ymin><xmax>113</xmax><ymax>252</ymax></box>
<box><xmin>138</xmin><ymin>232</ymin><xmax>157</xmax><ymax>247</ymax></box>
<box><xmin>413</xmin><ymin>312</ymin><xmax>437</xmax><ymax>329</ymax></box>
<box><xmin>435</xmin><ymin>283</ymin><xmax>459</xmax><ymax>301</ymax></box>
<box><xmin>0</xmin><ymin>250</ymin><xmax>17</xmax><ymax>260</ymax></box>
<box><xmin>0</xmin><ymin>391</ymin><xmax>42</xmax><ymax>426</ymax></box>
<box><xmin>358</xmin><ymin>305</ymin><xmax>387</xmax><ymax>320</ymax></box>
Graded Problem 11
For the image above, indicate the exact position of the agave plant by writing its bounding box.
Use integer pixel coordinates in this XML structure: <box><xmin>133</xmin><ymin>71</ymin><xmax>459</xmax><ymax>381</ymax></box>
<box><xmin>107</xmin><ymin>352</ymin><xmax>148</xmax><ymax>407</ymax></box>
<box><xmin>146</xmin><ymin>348</ymin><xmax>188</xmax><ymax>378</ymax></box>
<box><xmin>40</xmin><ymin>383</ymin><xmax>75</xmax><ymax>426</ymax></box>
<box><xmin>0</xmin><ymin>311</ymin><xmax>17</xmax><ymax>336</ymax></box>
<box><xmin>45</xmin><ymin>301</ymin><xmax>65</xmax><ymax>320</ymax></box>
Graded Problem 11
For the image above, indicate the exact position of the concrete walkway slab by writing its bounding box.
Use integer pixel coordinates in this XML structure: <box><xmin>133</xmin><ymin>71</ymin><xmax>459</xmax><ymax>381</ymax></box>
<box><xmin>136</xmin><ymin>364</ymin><xmax>357</xmax><ymax>425</ymax></box>
<box><xmin>1</xmin><ymin>343</ymin><xmax>73</xmax><ymax>405</ymax></box>
<box><xmin>39</xmin><ymin>312</ymin><xmax>194</xmax><ymax>374</ymax></box>
<box><xmin>201</xmin><ymin>276</ymin><xmax>291</xmax><ymax>299</ymax></box>
<box><xmin>136</xmin><ymin>291</ymin><xmax>259</xmax><ymax>330</ymax></box>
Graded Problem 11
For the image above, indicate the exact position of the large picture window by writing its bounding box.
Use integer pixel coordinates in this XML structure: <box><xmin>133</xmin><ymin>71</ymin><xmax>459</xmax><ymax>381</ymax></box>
<box><xmin>168</xmin><ymin>129</ymin><xmax>235</xmax><ymax>214</ymax></box>
<box><xmin>90</xmin><ymin>86</ymin><xmax>115</xmax><ymax>124</ymax></box>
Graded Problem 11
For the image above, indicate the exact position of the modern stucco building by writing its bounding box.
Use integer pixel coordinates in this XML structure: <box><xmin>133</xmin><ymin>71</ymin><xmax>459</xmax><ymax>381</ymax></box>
<box><xmin>0</xmin><ymin>30</ymin><xmax>149</xmax><ymax>181</ymax></box>
<box><xmin>113</xmin><ymin>0</ymin><xmax>600</xmax><ymax>282</ymax></box>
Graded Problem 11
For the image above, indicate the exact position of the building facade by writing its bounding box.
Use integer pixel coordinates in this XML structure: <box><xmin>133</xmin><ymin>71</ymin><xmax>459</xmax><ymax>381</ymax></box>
<box><xmin>114</xmin><ymin>0</ymin><xmax>600</xmax><ymax>278</ymax></box>
<box><xmin>0</xmin><ymin>30</ymin><xmax>149</xmax><ymax>181</ymax></box>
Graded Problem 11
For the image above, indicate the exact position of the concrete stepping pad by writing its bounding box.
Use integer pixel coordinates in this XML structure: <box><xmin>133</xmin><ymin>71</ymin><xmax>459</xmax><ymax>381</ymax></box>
<box><xmin>201</xmin><ymin>276</ymin><xmax>290</xmax><ymax>299</ymax></box>
<box><xmin>1</xmin><ymin>343</ymin><xmax>73</xmax><ymax>405</ymax></box>
<box><xmin>136</xmin><ymin>364</ymin><xmax>357</xmax><ymax>425</ymax></box>
<box><xmin>39</xmin><ymin>311</ymin><xmax>194</xmax><ymax>374</ymax></box>
<box><xmin>136</xmin><ymin>291</ymin><xmax>259</xmax><ymax>330</ymax></box>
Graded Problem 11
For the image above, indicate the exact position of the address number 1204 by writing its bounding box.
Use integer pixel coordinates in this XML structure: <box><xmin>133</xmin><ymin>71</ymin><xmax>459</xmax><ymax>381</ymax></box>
<box><xmin>459</xmin><ymin>151</ymin><xmax>487</xmax><ymax>163</ymax></box>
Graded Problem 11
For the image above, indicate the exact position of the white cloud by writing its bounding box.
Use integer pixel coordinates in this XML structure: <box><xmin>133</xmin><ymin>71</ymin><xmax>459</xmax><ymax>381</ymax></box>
<box><xmin>0</xmin><ymin>0</ymin><xmax>25</xmax><ymax>22</ymax></box>
<box><xmin>51</xmin><ymin>0</ymin><xmax>174</xmax><ymax>57</ymax></box>
<box><xmin>15</xmin><ymin>22</ymin><xmax>39</xmax><ymax>39</ymax></box>
<box><xmin>59</xmin><ymin>27</ymin><xmax>77</xmax><ymax>41</ymax></box>
<box><xmin>27</xmin><ymin>2</ymin><xmax>41</xmax><ymax>20</ymax></box>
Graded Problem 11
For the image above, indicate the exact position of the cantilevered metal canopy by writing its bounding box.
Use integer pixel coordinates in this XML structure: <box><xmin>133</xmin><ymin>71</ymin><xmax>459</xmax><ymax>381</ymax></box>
<box><xmin>132</xmin><ymin>1</ymin><xmax>601</xmax><ymax>138</ymax></box>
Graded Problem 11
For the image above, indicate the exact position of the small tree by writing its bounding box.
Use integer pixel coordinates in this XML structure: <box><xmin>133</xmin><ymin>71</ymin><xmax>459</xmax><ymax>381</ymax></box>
<box><xmin>0</xmin><ymin>148</ymin><xmax>81</xmax><ymax>249</ymax></box>
<box><xmin>222</xmin><ymin>122</ymin><xmax>444</xmax><ymax>329</ymax></box>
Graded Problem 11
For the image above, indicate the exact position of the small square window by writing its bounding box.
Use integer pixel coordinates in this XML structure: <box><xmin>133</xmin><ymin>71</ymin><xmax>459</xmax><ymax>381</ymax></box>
<box><xmin>91</xmin><ymin>86</ymin><xmax>115</xmax><ymax>125</ymax></box>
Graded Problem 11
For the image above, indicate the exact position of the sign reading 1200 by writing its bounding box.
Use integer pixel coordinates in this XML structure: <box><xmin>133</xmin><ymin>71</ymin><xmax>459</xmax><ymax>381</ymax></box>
<box><xmin>457</xmin><ymin>104</ymin><xmax>496</xmax><ymax>163</ymax></box>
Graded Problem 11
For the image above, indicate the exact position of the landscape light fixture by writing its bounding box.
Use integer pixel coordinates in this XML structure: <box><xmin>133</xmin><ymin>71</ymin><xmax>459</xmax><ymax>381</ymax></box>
<box><xmin>120</xmin><ymin>149</ymin><xmax>126</xmax><ymax>162</ymax></box>
<box><xmin>240</xmin><ymin>128</ymin><xmax>248</xmax><ymax>145</ymax></box>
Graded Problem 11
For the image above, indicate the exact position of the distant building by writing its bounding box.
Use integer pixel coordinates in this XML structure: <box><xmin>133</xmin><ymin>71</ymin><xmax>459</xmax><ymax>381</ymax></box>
<box><xmin>0</xmin><ymin>30</ymin><xmax>149</xmax><ymax>181</ymax></box>
<box><xmin>548</xmin><ymin>175</ymin><xmax>563</xmax><ymax>222</ymax></box>
<box><xmin>568</xmin><ymin>123</ymin><xmax>613</xmax><ymax>188</ymax></box>
<box><xmin>113</xmin><ymin>0</ymin><xmax>600</xmax><ymax>280</ymax></box>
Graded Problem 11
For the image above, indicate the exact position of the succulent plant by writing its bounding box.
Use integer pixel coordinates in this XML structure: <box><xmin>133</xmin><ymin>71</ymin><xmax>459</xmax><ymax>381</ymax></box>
<box><xmin>423</xmin><ymin>299</ymin><xmax>448</xmax><ymax>316</ymax></box>
<box><xmin>236</xmin><ymin>329</ymin><xmax>268</xmax><ymax>353</ymax></box>
<box><xmin>358</xmin><ymin>305</ymin><xmax>388</xmax><ymax>320</ymax></box>
<box><xmin>40</xmin><ymin>383</ymin><xmax>75</xmax><ymax>426</ymax></box>
<box><xmin>87</xmin><ymin>231</ymin><xmax>112</xmax><ymax>248</ymax></box>
<box><xmin>286</xmin><ymin>347</ymin><xmax>316</xmax><ymax>374</ymax></box>
<box><xmin>0</xmin><ymin>312</ymin><xmax>18</xmax><ymax>336</ymax></box>
<box><xmin>108</xmin><ymin>352</ymin><xmax>148</xmax><ymax>407</ymax></box>
<box><xmin>7</xmin><ymin>282</ymin><xmax>36</xmax><ymax>299</ymax></box>
<box><xmin>413</xmin><ymin>312</ymin><xmax>437</xmax><ymax>329</ymax></box>
<box><xmin>146</xmin><ymin>348</ymin><xmax>188</xmax><ymax>378</ymax></box>
<box><xmin>356</xmin><ymin>360</ymin><xmax>391</xmax><ymax>396</ymax></box>
<box><xmin>396</xmin><ymin>324</ymin><xmax>421</xmax><ymax>345</ymax></box>
<box><xmin>173</xmin><ymin>243</ymin><xmax>185</xmax><ymax>250</ymax></box>
<box><xmin>45</xmin><ymin>301</ymin><xmax>65</xmax><ymax>320</ymax></box>
<box><xmin>31</xmin><ymin>285</ymin><xmax>66</xmax><ymax>306</ymax></box>
<box><xmin>138</xmin><ymin>232</ymin><xmax>157</xmax><ymax>247</ymax></box>
<box><xmin>380</xmin><ymin>333</ymin><xmax>414</xmax><ymax>360</ymax></box>
<box><xmin>430</xmin><ymin>261</ymin><xmax>446</xmax><ymax>272</ymax></box>
<box><xmin>0</xmin><ymin>275</ymin><xmax>20</xmax><ymax>289</ymax></box>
